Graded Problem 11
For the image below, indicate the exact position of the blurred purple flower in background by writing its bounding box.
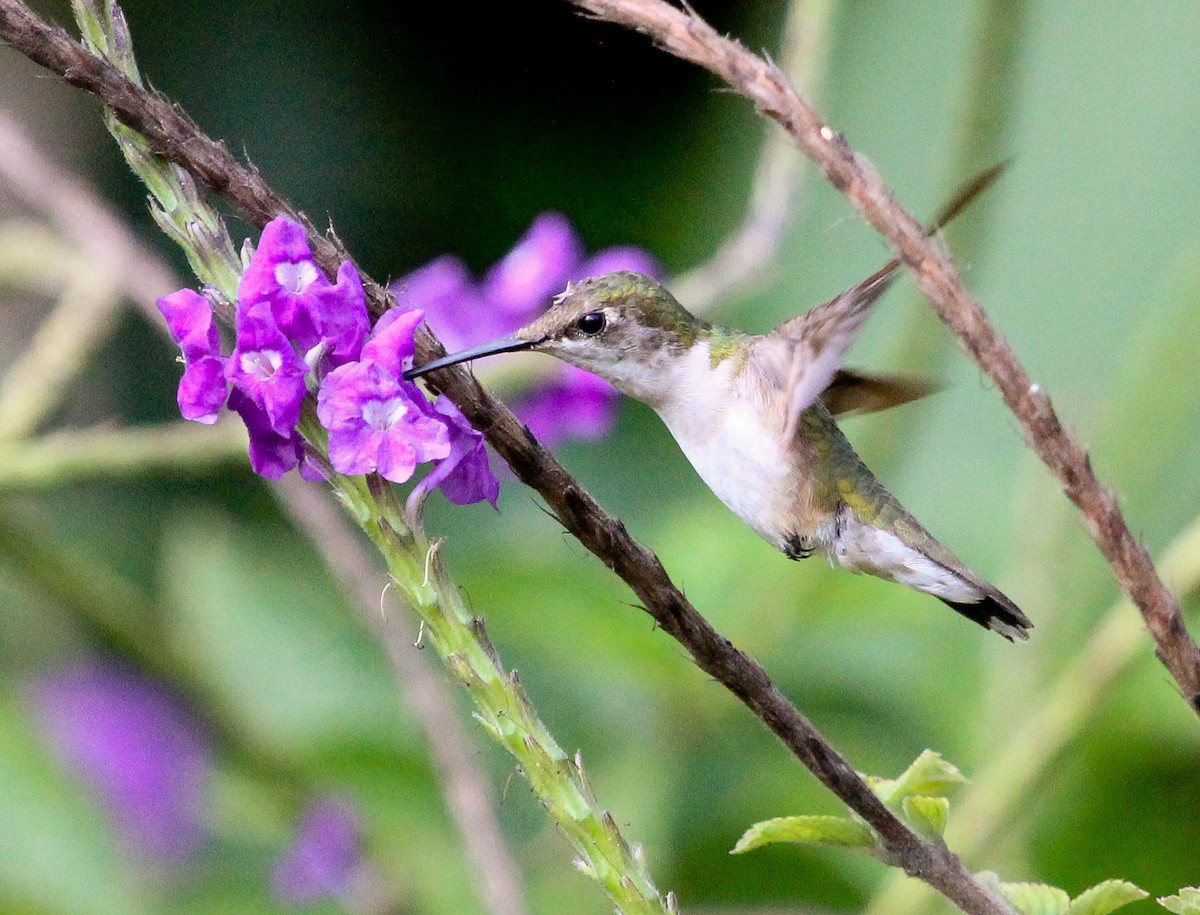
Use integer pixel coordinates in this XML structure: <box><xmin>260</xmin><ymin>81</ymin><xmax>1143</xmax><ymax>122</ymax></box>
<box><xmin>272</xmin><ymin>796</ymin><xmax>366</xmax><ymax>908</ymax></box>
<box><xmin>32</xmin><ymin>659</ymin><xmax>213</xmax><ymax>864</ymax></box>
<box><xmin>393</xmin><ymin>212</ymin><xmax>661</xmax><ymax>447</ymax></box>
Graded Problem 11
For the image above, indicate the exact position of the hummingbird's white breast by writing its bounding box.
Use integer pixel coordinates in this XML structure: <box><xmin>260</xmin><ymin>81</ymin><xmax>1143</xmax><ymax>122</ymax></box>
<box><xmin>652</xmin><ymin>341</ymin><xmax>816</xmax><ymax>550</ymax></box>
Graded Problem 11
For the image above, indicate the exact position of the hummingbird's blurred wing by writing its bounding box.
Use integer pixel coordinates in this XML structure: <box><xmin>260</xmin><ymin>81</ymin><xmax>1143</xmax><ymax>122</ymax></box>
<box><xmin>822</xmin><ymin>368</ymin><xmax>940</xmax><ymax>417</ymax></box>
<box><xmin>767</xmin><ymin>261</ymin><xmax>903</xmax><ymax>445</ymax></box>
<box><xmin>768</xmin><ymin>161</ymin><xmax>1008</xmax><ymax>448</ymax></box>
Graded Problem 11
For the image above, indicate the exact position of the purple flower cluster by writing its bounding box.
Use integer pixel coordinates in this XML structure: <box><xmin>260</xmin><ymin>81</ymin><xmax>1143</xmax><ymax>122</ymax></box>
<box><xmin>392</xmin><ymin>212</ymin><xmax>661</xmax><ymax>447</ymax></box>
<box><xmin>157</xmin><ymin>219</ymin><xmax>498</xmax><ymax>507</ymax></box>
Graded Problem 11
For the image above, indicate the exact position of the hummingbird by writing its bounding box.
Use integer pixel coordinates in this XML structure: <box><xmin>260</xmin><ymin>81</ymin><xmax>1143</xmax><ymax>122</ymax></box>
<box><xmin>406</xmin><ymin>175</ymin><xmax>1031</xmax><ymax>640</ymax></box>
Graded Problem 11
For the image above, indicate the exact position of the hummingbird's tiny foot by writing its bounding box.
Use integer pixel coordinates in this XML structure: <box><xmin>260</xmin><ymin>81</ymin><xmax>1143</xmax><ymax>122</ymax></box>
<box><xmin>783</xmin><ymin>533</ymin><xmax>816</xmax><ymax>560</ymax></box>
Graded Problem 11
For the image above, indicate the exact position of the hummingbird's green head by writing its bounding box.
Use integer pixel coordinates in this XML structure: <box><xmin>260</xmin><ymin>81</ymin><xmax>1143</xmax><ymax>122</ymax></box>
<box><xmin>405</xmin><ymin>271</ymin><xmax>710</xmax><ymax>400</ymax></box>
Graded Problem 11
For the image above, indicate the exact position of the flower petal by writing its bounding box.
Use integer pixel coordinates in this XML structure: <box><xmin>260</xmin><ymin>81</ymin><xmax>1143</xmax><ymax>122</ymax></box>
<box><xmin>578</xmin><ymin>245</ymin><xmax>662</xmax><ymax>281</ymax></box>
<box><xmin>178</xmin><ymin>354</ymin><xmax>229</xmax><ymax>424</ymax></box>
<box><xmin>482</xmin><ymin>212</ymin><xmax>582</xmax><ymax>316</ymax></box>
<box><xmin>360</xmin><ymin>307</ymin><xmax>425</xmax><ymax>378</ymax></box>
<box><xmin>226</xmin><ymin>301</ymin><xmax>308</xmax><ymax>436</ymax></box>
<box><xmin>228</xmin><ymin>389</ymin><xmax>304</xmax><ymax>478</ymax></box>
<box><xmin>317</xmin><ymin>360</ymin><xmax>450</xmax><ymax>483</ymax></box>
<box><xmin>312</xmin><ymin>261</ymin><xmax>370</xmax><ymax>366</ymax></box>
<box><xmin>514</xmin><ymin>364</ymin><xmax>620</xmax><ymax>447</ymax></box>
<box><xmin>412</xmin><ymin>396</ymin><xmax>499</xmax><ymax>507</ymax></box>
<box><xmin>392</xmin><ymin>256</ymin><xmax>499</xmax><ymax>353</ymax></box>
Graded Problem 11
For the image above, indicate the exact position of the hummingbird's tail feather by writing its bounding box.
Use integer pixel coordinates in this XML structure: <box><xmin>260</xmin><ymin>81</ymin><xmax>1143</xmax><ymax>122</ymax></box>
<box><xmin>828</xmin><ymin>501</ymin><xmax>1033</xmax><ymax>641</ymax></box>
<box><xmin>936</xmin><ymin>591</ymin><xmax>1033</xmax><ymax>642</ymax></box>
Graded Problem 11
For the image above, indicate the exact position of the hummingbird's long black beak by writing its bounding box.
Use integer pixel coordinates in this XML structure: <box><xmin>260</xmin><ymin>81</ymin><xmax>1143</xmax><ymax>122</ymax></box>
<box><xmin>403</xmin><ymin>333</ymin><xmax>539</xmax><ymax>381</ymax></box>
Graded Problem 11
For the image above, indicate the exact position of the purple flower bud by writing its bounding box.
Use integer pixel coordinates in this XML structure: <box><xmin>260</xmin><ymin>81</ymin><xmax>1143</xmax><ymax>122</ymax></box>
<box><xmin>225</xmin><ymin>301</ymin><xmax>308</xmax><ymax>437</ymax></box>
<box><xmin>32</xmin><ymin>660</ymin><xmax>212</xmax><ymax>864</ymax></box>
<box><xmin>156</xmin><ymin>288</ymin><xmax>228</xmax><ymax>424</ymax></box>
<box><xmin>271</xmin><ymin>796</ymin><xmax>365</xmax><ymax>907</ymax></box>
<box><xmin>482</xmin><ymin>212</ymin><xmax>582</xmax><ymax>316</ymax></box>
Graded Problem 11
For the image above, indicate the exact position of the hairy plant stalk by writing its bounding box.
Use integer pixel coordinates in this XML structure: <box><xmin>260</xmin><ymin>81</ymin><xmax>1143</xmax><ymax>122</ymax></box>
<box><xmin>322</xmin><ymin>460</ymin><xmax>674</xmax><ymax>915</ymax></box>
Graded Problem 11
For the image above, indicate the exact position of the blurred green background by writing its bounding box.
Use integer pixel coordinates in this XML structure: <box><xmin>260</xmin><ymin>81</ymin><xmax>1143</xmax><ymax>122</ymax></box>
<box><xmin>2</xmin><ymin>0</ymin><xmax>1200</xmax><ymax>913</ymax></box>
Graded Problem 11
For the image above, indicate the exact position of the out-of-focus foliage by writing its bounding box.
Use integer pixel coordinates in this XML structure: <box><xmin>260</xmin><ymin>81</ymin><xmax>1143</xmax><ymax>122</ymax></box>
<box><xmin>2</xmin><ymin>1</ymin><xmax>1200</xmax><ymax>914</ymax></box>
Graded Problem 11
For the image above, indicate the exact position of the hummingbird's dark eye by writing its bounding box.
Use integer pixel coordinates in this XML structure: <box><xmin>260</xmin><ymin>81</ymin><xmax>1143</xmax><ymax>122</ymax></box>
<box><xmin>576</xmin><ymin>311</ymin><xmax>606</xmax><ymax>335</ymax></box>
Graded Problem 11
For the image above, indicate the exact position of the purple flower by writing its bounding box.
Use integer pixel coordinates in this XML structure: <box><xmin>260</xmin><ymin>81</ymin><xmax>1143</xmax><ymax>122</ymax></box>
<box><xmin>239</xmin><ymin>217</ymin><xmax>370</xmax><ymax>365</ymax></box>
<box><xmin>224</xmin><ymin>301</ymin><xmax>309</xmax><ymax>436</ymax></box>
<box><xmin>393</xmin><ymin>214</ymin><xmax>659</xmax><ymax>448</ymax></box>
<box><xmin>315</xmin><ymin>261</ymin><xmax>371</xmax><ymax>367</ymax></box>
<box><xmin>156</xmin><ymin>288</ymin><xmax>228</xmax><ymax>424</ymax></box>
<box><xmin>412</xmin><ymin>396</ymin><xmax>499</xmax><ymax>508</ymax></box>
<box><xmin>359</xmin><ymin>306</ymin><xmax>422</xmax><ymax>378</ymax></box>
<box><xmin>32</xmin><ymin>660</ymin><xmax>212</xmax><ymax>864</ymax></box>
<box><xmin>317</xmin><ymin>309</ymin><xmax>452</xmax><ymax>483</ymax></box>
<box><xmin>579</xmin><ymin>246</ymin><xmax>662</xmax><ymax>281</ymax></box>
<box><xmin>239</xmin><ymin>219</ymin><xmax>324</xmax><ymax>351</ymax></box>
<box><xmin>393</xmin><ymin>255</ymin><xmax>498</xmax><ymax>354</ymax></box>
<box><xmin>155</xmin><ymin>218</ymin><xmax>518</xmax><ymax>494</ymax></box>
<box><xmin>272</xmin><ymin>796</ymin><xmax>365</xmax><ymax>907</ymax></box>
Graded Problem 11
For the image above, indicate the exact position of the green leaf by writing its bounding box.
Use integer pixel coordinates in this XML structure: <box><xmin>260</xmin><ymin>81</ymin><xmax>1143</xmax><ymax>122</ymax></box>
<box><xmin>1066</xmin><ymin>880</ymin><xmax>1148</xmax><ymax>915</ymax></box>
<box><xmin>901</xmin><ymin>795</ymin><xmax>949</xmax><ymax>838</ymax></box>
<box><xmin>997</xmin><ymin>881</ymin><xmax>1071</xmax><ymax>915</ymax></box>
<box><xmin>871</xmin><ymin>749</ymin><xmax>966</xmax><ymax>805</ymax></box>
<box><xmin>731</xmin><ymin>815</ymin><xmax>876</xmax><ymax>854</ymax></box>
<box><xmin>1158</xmin><ymin>887</ymin><xmax>1200</xmax><ymax>915</ymax></box>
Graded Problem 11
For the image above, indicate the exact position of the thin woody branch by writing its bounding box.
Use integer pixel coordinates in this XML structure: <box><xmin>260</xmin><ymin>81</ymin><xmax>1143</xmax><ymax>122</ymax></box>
<box><xmin>563</xmin><ymin>0</ymin><xmax>1200</xmax><ymax>712</ymax></box>
<box><xmin>0</xmin><ymin>3</ymin><xmax>1012</xmax><ymax>913</ymax></box>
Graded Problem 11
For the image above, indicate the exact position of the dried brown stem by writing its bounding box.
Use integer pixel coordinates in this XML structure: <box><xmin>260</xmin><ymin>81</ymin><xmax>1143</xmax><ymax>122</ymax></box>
<box><xmin>563</xmin><ymin>0</ymin><xmax>1200</xmax><ymax>713</ymax></box>
<box><xmin>0</xmin><ymin>3</ymin><xmax>1015</xmax><ymax>912</ymax></box>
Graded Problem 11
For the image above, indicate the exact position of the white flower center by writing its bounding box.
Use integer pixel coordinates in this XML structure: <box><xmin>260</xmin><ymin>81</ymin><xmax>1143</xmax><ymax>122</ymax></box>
<box><xmin>241</xmin><ymin>349</ymin><xmax>284</xmax><ymax>380</ymax></box>
<box><xmin>275</xmin><ymin>260</ymin><xmax>320</xmax><ymax>295</ymax></box>
<box><xmin>361</xmin><ymin>397</ymin><xmax>408</xmax><ymax>431</ymax></box>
